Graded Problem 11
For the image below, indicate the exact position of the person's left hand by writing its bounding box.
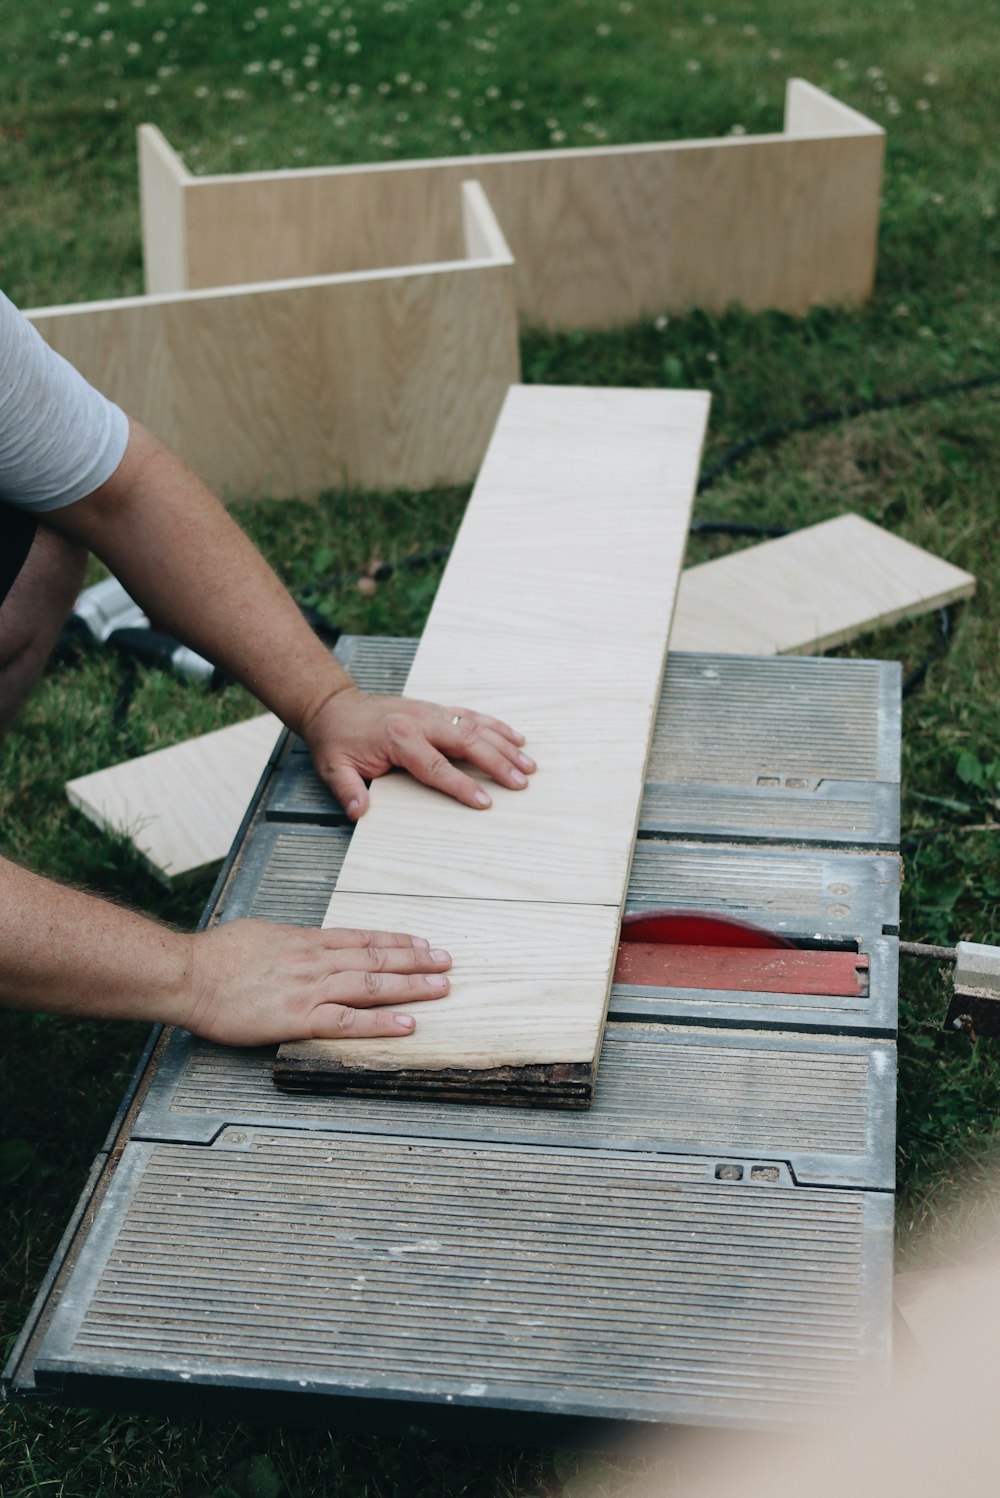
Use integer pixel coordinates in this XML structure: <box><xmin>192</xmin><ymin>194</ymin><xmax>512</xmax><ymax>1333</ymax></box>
<box><xmin>303</xmin><ymin>687</ymin><xmax>536</xmax><ymax>819</ymax></box>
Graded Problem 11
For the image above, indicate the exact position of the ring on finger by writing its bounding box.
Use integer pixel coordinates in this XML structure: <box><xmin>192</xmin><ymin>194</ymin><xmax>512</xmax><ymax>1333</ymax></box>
<box><xmin>450</xmin><ymin>714</ymin><xmax>463</xmax><ymax>726</ymax></box>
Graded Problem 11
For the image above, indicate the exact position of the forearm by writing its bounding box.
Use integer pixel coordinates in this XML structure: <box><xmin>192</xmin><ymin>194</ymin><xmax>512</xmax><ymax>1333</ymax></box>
<box><xmin>0</xmin><ymin>854</ymin><xmax>193</xmax><ymax>1025</ymax></box>
<box><xmin>48</xmin><ymin>418</ymin><xmax>534</xmax><ymax>815</ymax></box>
<box><xmin>49</xmin><ymin>419</ymin><xmax>351</xmax><ymax>736</ymax></box>
<box><xmin>0</xmin><ymin>854</ymin><xmax>449</xmax><ymax>1043</ymax></box>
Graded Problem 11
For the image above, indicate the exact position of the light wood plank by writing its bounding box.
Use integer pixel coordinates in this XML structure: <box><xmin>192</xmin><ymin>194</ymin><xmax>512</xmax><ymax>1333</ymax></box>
<box><xmin>144</xmin><ymin>81</ymin><xmax>883</xmax><ymax>325</ymax></box>
<box><xmin>276</xmin><ymin>386</ymin><xmax>707</xmax><ymax>1102</ymax></box>
<box><xmin>334</xmin><ymin>385</ymin><xmax>710</xmax><ymax>906</ymax></box>
<box><xmin>66</xmin><ymin>714</ymin><xmax>279</xmax><ymax>884</ymax></box>
<box><xmin>67</xmin><ymin>513</ymin><xmax>970</xmax><ymax>889</ymax></box>
<box><xmin>276</xmin><ymin>893</ymin><xmax>620</xmax><ymax>1103</ymax></box>
<box><xmin>670</xmin><ymin>514</ymin><xmax>976</xmax><ymax>656</ymax></box>
<box><xmin>27</xmin><ymin>255</ymin><xmax>519</xmax><ymax>499</ymax></box>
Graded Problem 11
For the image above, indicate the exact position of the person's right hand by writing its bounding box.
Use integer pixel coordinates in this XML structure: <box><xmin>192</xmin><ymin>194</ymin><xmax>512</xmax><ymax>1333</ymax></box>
<box><xmin>180</xmin><ymin>921</ymin><xmax>451</xmax><ymax>1046</ymax></box>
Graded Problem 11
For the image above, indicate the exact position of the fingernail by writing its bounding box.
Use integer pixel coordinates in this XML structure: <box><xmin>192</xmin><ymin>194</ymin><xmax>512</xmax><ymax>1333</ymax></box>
<box><xmin>510</xmin><ymin>768</ymin><xmax>527</xmax><ymax>787</ymax></box>
<box><xmin>346</xmin><ymin>798</ymin><xmax>361</xmax><ymax>818</ymax></box>
<box><xmin>518</xmin><ymin>752</ymin><xmax>536</xmax><ymax>771</ymax></box>
<box><xmin>474</xmin><ymin>790</ymin><xmax>491</xmax><ymax>808</ymax></box>
<box><xmin>429</xmin><ymin>948</ymin><xmax>451</xmax><ymax>964</ymax></box>
<box><xmin>425</xmin><ymin>974</ymin><xmax>449</xmax><ymax>990</ymax></box>
<box><xmin>396</xmin><ymin>1015</ymin><xmax>415</xmax><ymax>1031</ymax></box>
<box><xmin>411</xmin><ymin>936</ymin><xmax>430</xmax><ymax>949</ymax></box>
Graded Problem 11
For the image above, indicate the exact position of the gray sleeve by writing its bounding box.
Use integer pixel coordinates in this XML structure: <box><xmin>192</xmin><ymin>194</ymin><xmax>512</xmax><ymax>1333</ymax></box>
<box><xmin>0</xmin><ymin>289</ymin><xmax>130</xmax><ymax>513</ymax></box>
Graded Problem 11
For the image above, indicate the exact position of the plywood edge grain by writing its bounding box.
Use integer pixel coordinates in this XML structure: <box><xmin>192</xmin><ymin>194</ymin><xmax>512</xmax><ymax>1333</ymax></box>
<box><xmin>25</xmin><ymin>256</ymin><xmax>503</xmax><ymax>320</ymax></box>
<box><xmin>138</xmin><ymin>124</ymin><xmax>191</xmax><ymax>295</ymax></box>
<box><xmin>784</xmin><ymin>79</ymin><xmax>884</xmax><ymax>138</ymax></box>
<box><xmin>461</xmin><ymin>180</ymin><xmax>514</xmax><ymax>264</ymax></box>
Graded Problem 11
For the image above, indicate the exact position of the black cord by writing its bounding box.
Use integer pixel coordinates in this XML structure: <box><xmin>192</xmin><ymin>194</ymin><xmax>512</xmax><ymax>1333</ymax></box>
<box><xmin>111</xmin><ymin>654</ymin><xmax>144</xmax><ymax>757</ymax></box>
<box><xmin>690</xmin><ymin>520</ymin><xmax>791</xmax><ymax>538</ymax></box>
<box><xmin>696</xmin><ymin>369</ymin><xmax>1000</xmax><ymax>495</ymax></box>
<box><xmin>902</xmin><ymin>606</ymin><xmax>953</xmax><ymax>697</ymax></box>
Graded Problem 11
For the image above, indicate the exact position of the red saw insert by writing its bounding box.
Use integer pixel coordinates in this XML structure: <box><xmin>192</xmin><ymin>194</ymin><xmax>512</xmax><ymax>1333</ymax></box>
<box><xmin>615</xmin><ymin>910</ymin><xmax>869</xmax><ymax>996</ymax></box>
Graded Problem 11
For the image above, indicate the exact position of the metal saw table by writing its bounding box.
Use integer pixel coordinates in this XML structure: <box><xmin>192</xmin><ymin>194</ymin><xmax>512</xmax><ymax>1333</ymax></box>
<box><xmin>4</xmin><ymin>638</ymin><xmax>901</xmax><ymax>1443</ymax></box>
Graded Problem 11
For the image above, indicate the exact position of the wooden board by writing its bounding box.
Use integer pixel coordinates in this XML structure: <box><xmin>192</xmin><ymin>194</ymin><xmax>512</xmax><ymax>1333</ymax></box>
<box><xmin>64</xmin><ymin>514</ymin><xmax>971</xmax><ymax>888</ymax></box>
<box><xmin>334</xmin><ymin>385</ymin><xmax>710</xmax><ymax>905</ymax></box>
<box><xmin>274</xmin><ymin>893</ymin><xmax>620</xmax><ymax>1105</ymax></box>
<box><xmin>27</xmin><ymin>206</ymin><xmax>518</xmax><ymax>500</ymax></box>
<box><xmin>670</xmin><ymin>513</ymin><xmax>977</xmax><ymax>656</ymax></box>
<box><xmin>66</xmin><ymin>714</ymin><xmax>279</xmax><ymax>884</ymax></box>
<box><xmin>139</xmin><ymin>81</ymin><xmax>883</xmax><ymax>325</ymax></box>
<box><xmin>276</xmin><ymin>385</ymin><xmax>709</xmax><ymax>1103</ymax></box>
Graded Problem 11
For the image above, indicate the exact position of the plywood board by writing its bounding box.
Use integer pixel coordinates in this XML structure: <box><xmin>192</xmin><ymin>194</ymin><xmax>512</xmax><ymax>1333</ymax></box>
<box><xmin>277</xmin><ymin>384</ymin><xmax>709</xmax><ymax>1103</ymax></box>
<box><xmin>66</xmin><ymin>714</ymin><xmax>279</xmax><ymax>884</ymax></box>
<box><xmin>274</xmin><ymin>894</ymin><xmax>620</xmax><ymax>1105</ymax></box>
<box><xmin>670</xmin><ymin>514</ymin><xmax>976</xmax><ymax>656</ymax></box>
<box><xmin>140</xmin><ymin>81</ymin><xmax>883</xmax><ymax>324</ymax></box>
<box><xmin>28</xmin><ymin>242</ymin><xmax>518</xmax><ymax>500</ymax></box>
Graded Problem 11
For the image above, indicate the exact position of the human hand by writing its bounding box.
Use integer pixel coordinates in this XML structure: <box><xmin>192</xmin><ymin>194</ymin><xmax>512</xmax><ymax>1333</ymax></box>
<box><xmin>302</xmin><ymin>687</ymin><xmax>536</xmax><ymax>819</ymax></box>
<box><xmin>182</xmin><ymin>921</ymin><xmax>451</xmax><ymax>1045</ymax></box>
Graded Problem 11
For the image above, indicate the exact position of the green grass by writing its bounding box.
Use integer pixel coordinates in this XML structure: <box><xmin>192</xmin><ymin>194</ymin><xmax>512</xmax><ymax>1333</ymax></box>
<box><xmin>1</xmin><ymin>0</ymin><xmax>999</xmax><ymax>1490</ymax></box>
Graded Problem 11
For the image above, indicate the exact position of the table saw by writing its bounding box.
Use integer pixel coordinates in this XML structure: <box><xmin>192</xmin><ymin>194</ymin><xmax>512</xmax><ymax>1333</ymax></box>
<box><xmin>4</xmin><ymin>636</ymin><xmax>900</xmax><ymax>1443</ymax></box>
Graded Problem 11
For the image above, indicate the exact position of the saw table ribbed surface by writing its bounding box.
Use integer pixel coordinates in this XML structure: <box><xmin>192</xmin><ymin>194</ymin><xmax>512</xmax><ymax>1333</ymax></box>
<box><xmin>4</xmin><ymin>636</ymin><xmax>901</xmax><ymax>1438</ymax></box>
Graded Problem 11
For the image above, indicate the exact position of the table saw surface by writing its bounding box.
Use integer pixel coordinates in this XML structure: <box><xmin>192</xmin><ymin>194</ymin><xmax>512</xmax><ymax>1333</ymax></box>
<box><xmin>4</xmin><ymin>638</ymin><xmax>900</xmax><ymax>1442</ymax></box>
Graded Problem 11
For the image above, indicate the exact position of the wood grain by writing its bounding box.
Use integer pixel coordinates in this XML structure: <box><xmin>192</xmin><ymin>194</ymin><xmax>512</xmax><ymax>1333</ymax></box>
<box><xmin>27</xmin><ymin>253</ymin><xmax>519</xmax><ymax>499</ymax></box>
<box><xmin>334</xmin><ymin>385</ymin><xmax>710</xmax><ymax>905</ymax></box>
<box><xmin>277</xmin><ymin>385</ymin><xmax>708</xmax><ymax>1102</ymax></box>
<box><xmin>275</xmin><ymin>893</ymin><xmax>621</xmax><ymax>1105</ymax></box>
<box><xmin>66</xmin><ymin>714</ymin><xmax>279</xmax><ymax>884</ymax></box>
<box><xmin>670</xmin><ymin>514</ymin><xmax>976</xmax><ymax>656</ymax></box>
<box><xmin>141</xmin><ymin>81</ymin><xmax>883</xmax><ymax>326</ymax></box>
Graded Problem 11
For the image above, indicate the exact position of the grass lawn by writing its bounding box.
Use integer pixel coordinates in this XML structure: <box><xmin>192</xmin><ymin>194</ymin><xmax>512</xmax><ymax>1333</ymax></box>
<box><xmin>1</xmin><ymin>0</ymin><xmax>999</xmax><ymax>1492</ymax></box>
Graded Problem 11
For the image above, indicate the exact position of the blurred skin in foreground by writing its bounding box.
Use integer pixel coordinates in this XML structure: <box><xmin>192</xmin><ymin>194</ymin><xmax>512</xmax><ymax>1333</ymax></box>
<box><xmin>556</xmin><ymin>1173</ymin><xmax>1000</xmax><ymax>1498</ymax></box>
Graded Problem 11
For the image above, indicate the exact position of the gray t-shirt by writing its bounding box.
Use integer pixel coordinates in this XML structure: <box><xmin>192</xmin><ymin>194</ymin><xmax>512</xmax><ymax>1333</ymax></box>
<box><xmin>0</xmin><ymin>290</ymin><xmax>130</xmax><ymax>512</ymax></box>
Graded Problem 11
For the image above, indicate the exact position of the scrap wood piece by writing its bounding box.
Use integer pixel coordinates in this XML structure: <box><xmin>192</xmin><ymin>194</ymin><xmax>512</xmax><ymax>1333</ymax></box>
<box><xmin>669</xmin><ymin>513</ymin><xmax>976</xmax><ymax>656</ymax></box>
<box><xmin>65</xmin><ymin>714</ymin><xmax>279</xmax><ymax>885</ymax></box>
<box><xmin>277</xmin><ymin>384</ymin><xmax>710</xmax><ymax>1105</ymax></box>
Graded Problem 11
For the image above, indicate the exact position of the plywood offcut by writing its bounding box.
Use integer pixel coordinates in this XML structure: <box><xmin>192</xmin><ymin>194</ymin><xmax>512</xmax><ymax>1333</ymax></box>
<box><xmin>139</xmin><ymin>80</ymin><xmax>884</xmax><ymax>326</ymax></box>
<box><xmin>27</xmin><ymin>182</ymin><xmax>519</xmax><ymax>499</ymax></box>
<box><xmin>670</xmin><ymin>514</ymin><xmax>977</xmax><ymax>656</ymax></box>
<box><xmin>66</xmin><ymin>714</ymin><xmax>279</xmax><ymax>884</ymax></box>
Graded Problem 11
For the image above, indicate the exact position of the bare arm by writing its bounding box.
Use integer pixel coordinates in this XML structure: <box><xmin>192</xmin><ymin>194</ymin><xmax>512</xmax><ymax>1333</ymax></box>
<box><xmin>49</xmin><ymin>419</ymin><xmax>535</xmax><ymax>816</ymax></box>
<box><xmin>0</xmin><ymin>854</ymin><xmax>452</xmax><ymax>1043</ymax></box>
